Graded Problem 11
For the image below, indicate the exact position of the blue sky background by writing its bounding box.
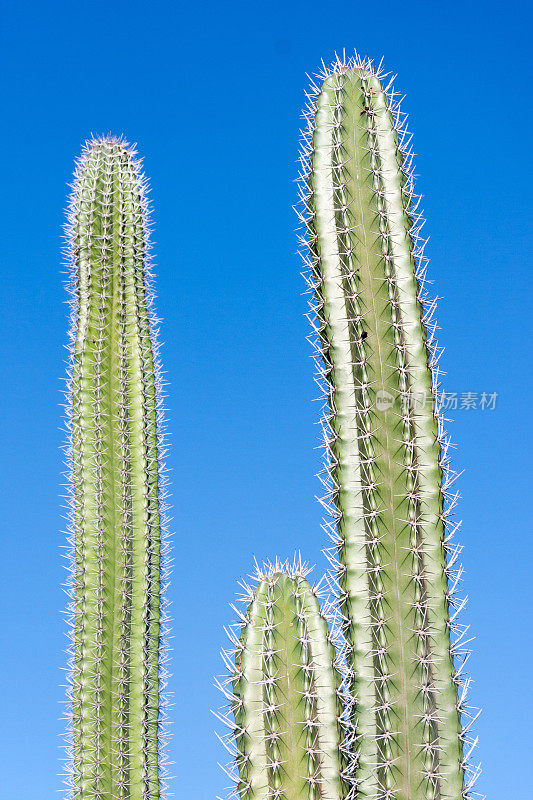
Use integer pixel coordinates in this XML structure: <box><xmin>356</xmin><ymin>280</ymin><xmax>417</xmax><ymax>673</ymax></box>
<box><xmin>0</xmin><ymin>0</ymin><xmax>531</xmax><ymax>797</ymax></box>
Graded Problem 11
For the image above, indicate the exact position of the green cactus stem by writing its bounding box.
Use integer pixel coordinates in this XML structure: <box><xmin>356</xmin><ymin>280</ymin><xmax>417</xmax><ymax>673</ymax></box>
<box><xmin>298</xmin><ymin>54</ymin><xmax>480</xmax><ymax>800</ymax></box>
<box><xmin>64</xmin><ymin>136</ymin><xmax>169</xmax><ymax>800</ymax></box>
<box><xmin>217</xmin><ymin>560</ymin><xmax>346</xmax><ymax>800</ymax></box>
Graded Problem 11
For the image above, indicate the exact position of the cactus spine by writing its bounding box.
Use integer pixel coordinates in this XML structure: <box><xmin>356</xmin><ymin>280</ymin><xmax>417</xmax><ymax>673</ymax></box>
<box><xmin>64</xmin><ymin>137</ymin><xmax>169</xmax><ymax>800</ymax></box>
<box><xmin>298</xmin><ymin>55</ymin><xmax>479</xmax><ymax>799</ymax></box>
<box><xmin>218</xmin><ymin>561</ymin><xmax>346</xmax><ymax>800</ymax></box>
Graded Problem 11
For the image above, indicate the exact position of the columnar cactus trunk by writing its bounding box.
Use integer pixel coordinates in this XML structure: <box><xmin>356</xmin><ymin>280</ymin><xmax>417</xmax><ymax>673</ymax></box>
<box><xmin>220</xmin><ymin>562</ymin><xmax>346</xmax><ymax>800</ymax></box>
<box><xmin>65</xmin><ymin>136</ymin><xmax>168</xmax><ymax>800</ymax></box>
<box><xmin>299</xmin><ymin>56</ymin><xmax>477</xmax><ymax>799</ymax></box>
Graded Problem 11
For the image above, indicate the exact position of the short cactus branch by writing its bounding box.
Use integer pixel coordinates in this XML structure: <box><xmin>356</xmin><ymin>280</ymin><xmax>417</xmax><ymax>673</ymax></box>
<box><xmin>298</xmin><ymin>54</ymin><xmax>481</xmax><ymax>799</ymax></box>
<box><xmin>217</xmin><ymin>560</ymin><xmax>347</xmax><ymax>800</ymax></box>
<box><xmin>64</xmin><ymin>136</ymin><xmax>170</xmax><ymax>800</ymax></box>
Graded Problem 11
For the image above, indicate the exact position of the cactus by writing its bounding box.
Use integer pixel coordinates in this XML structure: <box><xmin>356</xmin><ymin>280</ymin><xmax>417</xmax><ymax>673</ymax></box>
<box><xmin>64</xmin><ymin>136</ymin><xmax>170</xmax><ymax>800</ymax></box>
<box><xmin>217</xmin><ymin>560</ymin><xmax>347</xmax><ymax>800</ymax></box>
<box><xmin>297</xmin><ymin>54</ymin><xmax>481</xmax><ymax>799</ymax></box>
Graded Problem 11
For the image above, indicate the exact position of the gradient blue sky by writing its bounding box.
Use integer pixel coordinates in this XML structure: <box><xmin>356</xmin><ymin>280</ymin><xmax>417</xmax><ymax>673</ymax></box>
<box><xmin>0</xmin><ymin>1</ymin><xmax>531</xmax><ymax>797</ymax></box>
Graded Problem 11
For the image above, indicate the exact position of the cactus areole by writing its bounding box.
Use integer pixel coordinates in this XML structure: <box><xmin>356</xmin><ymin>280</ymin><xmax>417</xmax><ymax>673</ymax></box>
<box><xmin>65</xmin><ymin>137</ymin><xmax>169</xmax><ymax>800</ymax></box>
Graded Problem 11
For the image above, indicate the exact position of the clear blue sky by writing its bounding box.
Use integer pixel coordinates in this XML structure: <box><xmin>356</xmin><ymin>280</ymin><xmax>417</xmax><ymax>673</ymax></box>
<box><xmin>0</xmin><ymin>0</ymin><xmax>531</xmax><ymax>797</ymax></box>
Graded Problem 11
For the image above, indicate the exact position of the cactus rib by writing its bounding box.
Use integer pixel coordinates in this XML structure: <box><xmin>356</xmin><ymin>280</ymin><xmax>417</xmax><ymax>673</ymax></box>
<box><xmin>298</xmin><ymin>54</ymin><xmax>481</xmax><ymax>800</ymax></box>
<box><xmin>218</xmin><ymin>559</ymin><xmax>346</xmax><ymax>800</ymax></box>
<box><xmin>64</xmin><ymin>136</ymin><xmax>170</xmax><ymax>800</ymax></box>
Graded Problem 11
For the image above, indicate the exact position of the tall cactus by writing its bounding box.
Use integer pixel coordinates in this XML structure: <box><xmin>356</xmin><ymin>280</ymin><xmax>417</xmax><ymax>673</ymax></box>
<box><xmin>298</xmin><ymin>54</ymin><xmax>480</xmax><ymax>799</ymax></box>
<box><xmin>217</xmin><ymin>561</ymin><xmax>347</xmax><ymax>800</ymax></box>
<box><xmin>64</xmin><ymin>136</ymin><xmax>170</xmax><ymax>800</ymax></box>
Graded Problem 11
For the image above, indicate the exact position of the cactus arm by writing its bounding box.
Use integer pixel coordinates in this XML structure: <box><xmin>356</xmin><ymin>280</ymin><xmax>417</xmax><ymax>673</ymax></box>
<box><xmin>303</xmin><ymin>60</ymin><xmax>470</xmax><ymax>800</ymax></box>
<box><xmin>67</xmin><ymin>137</ymin><xmax>165</xmax><ymax>800</ymax></box>
<box><xmin>225</xmin><ymin>563</ymin><xmax>345</xmax><ymax>800</ymax></box>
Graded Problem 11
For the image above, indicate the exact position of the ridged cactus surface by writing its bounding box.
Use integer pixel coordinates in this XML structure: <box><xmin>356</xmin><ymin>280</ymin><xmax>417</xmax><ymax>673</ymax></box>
<box><xmin>218</xmin><ymin>561</ymin><xmax>346</xmax><ymax>800</ymax></box>
<box><xmin>298</xmin><ymin>55</ymin><xmax>479</xmax><ymax>800</ymax></box>
<box><xmin>64</xmin><ymin>136</ymin><xmax>169</xmax><ymax>800</ymax></box>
